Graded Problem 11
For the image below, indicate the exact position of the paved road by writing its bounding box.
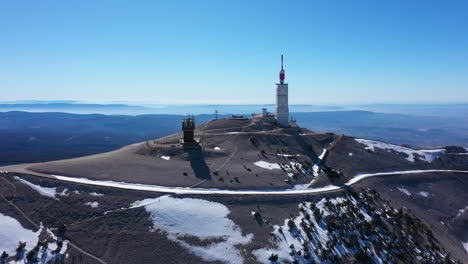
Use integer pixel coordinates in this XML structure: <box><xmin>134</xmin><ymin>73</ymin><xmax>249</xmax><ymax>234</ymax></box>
<box><xmin>3</xmin><ymin>168</ymin><xmax>468</xmax><ymax>196</ymax></box>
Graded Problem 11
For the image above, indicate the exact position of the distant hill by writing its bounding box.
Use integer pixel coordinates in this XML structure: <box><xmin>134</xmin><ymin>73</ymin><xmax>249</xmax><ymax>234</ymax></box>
<box><xmin>0</xmin><ymin>103</ymin><xmax>151</xmax><ymax>115</ymax></box>
<box><xmin>295</xmin><ymin>111</ymin><xmax>468</xmax><ymax>147</ymax></box>
<box><xmin>0</xmin><ymin>110</ymin><xmax>467</xmax><ymax>165</ymax></box>
<box><xmin>0</xmin><ymin>102</ymin><xmax>342</xmax><ymax>115</ymax></box>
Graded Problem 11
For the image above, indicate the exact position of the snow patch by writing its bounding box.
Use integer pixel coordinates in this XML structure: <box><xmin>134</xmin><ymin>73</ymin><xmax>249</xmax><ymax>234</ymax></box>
<box><xmin>254</xmin><ymin>196</ymin><xmax>373</xmax><ymax>263</ymax></box>
<box><xmin>0</xmin><ymin>214</ymin><xmax>68</xmax><ymax>261</ymax></box>
<box><xmin>254</xmin><ymin>161</ymin><xmax>281</xmax><ymax>170</ymax></box>
<box><xmin>227</xmin><ymin>132</ymin><xmax>240</xmax><ymax>134</ymax></box>
<box><xmin>14</xmin><ymin>176</ymin><xmax>58</xmax><ymax>199</ymax></box>
<box><xmin>160</xmin><ymin>155</ymin><xmax>170</xmax><ymax>161</ymax></box>
<box><xmin>214</xmin><ymin>146</ymin><xmax>221</xmax><ymax>150</ymax></box>
<box><xmin>59</xmin><ymin>188</ymin><xmax>92</xmax><ymax>196</ymax></box>
<box><xmin>45</xmin><ymin>228</ymin><xmax>68</xmax><ymax>255</ymax></box>
<box><xmin>282</xmin><ymin>161</ymin><xmax>309</xmax><ymax>178</ymax></box>
<box><xmin>0</xmin><ymin>213</ymin><xmax>41</xmax><ymax>254</ymax></box>
<box><xmin>290</xmin><ymin>184</ymin><xmax>312</xmax><ymax>190</ymax></box>
<box><xmin>355</xmin><ymin>138</ymin><xmax>445</xmax><ymax>162</ymax></box>
<box><xmin>457</xmin><ymin>205</ymin><xmax>468</xmax><ymax>217</ymax></box>
<box><xmin>277</xmin><ymin>153</ymin><xmax>298</xmax><ymax>157</ymax></box>
<box><xmin>84</xmin><ymin>201</ymin><xmax>99</xmax><ymax>208</ymax></box>
<box><xmin>58</xmin><ymin>188</ymin><xmax>69</xmax><ymax>196</ymax></box>
<box><xmin>462</xmin><ymin>241</ymin><xmax>468</xmax><ymax>255</ymax></box>
<box><xmin>418</xmin><ymin>191</ymin><xmax>429</xmax><ymax>197</ymax></box>
<box><xmin>318</xmin><ymin>149</ymin><xmax>327</xmax><ymax>160</ymax></box>
<box><xmin>397</xmin><ymin>187</ymin><xmax>411</xmax><ymax>196</ymax></box>
<box><xmin>134</xmin><ymin>196</ymin><xmax>253</xmax><ymax>264</ymax></box>
<box><xmin>349</xmin><ymin>152</ymin><xmax>353</xmax><ymax>156</ymax></box>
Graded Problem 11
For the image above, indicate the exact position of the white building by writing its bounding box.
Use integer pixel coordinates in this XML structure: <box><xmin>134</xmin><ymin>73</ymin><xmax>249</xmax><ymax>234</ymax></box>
<box><xmin>276</xmin><ymin>55</ymin><xmax>289</xmax><ymax>127</ymax></box>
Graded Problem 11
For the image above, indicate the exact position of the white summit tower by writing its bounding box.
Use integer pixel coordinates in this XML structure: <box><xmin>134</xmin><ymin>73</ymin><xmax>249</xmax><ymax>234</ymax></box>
<box><xmin>276</xmin><ymin>54</ymin><xmax>289</xmax><ymax>127</ymax></box>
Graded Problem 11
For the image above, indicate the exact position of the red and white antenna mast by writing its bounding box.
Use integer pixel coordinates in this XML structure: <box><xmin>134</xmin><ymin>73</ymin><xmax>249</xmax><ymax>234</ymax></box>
<box><xmin>279</xmin><ymin>54</ymin><xmax>285</xmax><ymax>84</ymax></box>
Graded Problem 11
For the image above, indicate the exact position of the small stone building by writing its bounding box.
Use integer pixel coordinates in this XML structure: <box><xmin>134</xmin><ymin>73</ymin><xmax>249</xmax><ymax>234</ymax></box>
<box><xmin>182</xmin><ymin>117</ymin><xmax>195</xmax><ymax>143</ymax></box>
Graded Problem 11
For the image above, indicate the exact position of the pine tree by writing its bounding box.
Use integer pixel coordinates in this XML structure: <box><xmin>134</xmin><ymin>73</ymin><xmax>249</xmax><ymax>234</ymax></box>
<box><xmin>0</xmin><ymin>251</ymin><xmax>9</xmax><ymax>262</ymax></box>
<box><xmin>26</xmin><ymin>248</ymin><xmax>38</xmax><ymax>263</ymax></box>
<box><xmin>15</xmin><ymin>241</ymin><xmax>27</xmax><ymax>260</ymax></box>
<box><xmin>268</xmin><ymin>253</ymin><xmax>278</xmax><ymax>262</ymax></box>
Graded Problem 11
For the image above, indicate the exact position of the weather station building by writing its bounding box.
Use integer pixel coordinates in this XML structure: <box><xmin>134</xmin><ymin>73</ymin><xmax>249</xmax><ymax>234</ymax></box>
<box><xmin>181</xmin><ymin>117</ymin><xmax>196</xmax><ymax>143</ymax></box>
<box><xmin>185</xmin><ymin>55</ymin><xmax>291</xmax><ymax>139</ymax></box>
<box><xmin>252</xmin><ymin>55</ymin><xmax>290</xmax><ymax>127</ymax></box>
<box><xmin>275</xmin><ymin>54</ymin><xmax>289</xmax><ymax>127</ymax></box>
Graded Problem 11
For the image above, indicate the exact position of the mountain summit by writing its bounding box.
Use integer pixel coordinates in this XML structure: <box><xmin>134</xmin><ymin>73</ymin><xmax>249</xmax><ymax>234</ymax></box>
<box><xmin>0</xmin><ymin>117</ymin><xmax>467</xmax><ymax>263</ymax></box>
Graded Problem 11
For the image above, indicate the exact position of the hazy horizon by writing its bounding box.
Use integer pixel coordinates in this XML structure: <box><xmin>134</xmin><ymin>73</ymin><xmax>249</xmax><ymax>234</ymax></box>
<box><xmin>1</xmin><ymin>100</ymin><xmax>468</xmax><ymax>119</ymax></box>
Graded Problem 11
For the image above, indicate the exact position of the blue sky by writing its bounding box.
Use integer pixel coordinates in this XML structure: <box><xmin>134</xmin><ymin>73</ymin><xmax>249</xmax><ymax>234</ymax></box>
<box><xmin>1</xmin><ymin>0</ymin><xmax>467</xmax><ymax>104</ymax></box>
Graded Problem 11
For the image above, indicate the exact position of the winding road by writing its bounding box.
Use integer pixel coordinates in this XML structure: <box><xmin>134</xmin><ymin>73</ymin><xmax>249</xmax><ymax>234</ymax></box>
<box><xmin>3</xmin><ymin>169</ymin><xmax>467</xmax><ymax>196</ymax></box>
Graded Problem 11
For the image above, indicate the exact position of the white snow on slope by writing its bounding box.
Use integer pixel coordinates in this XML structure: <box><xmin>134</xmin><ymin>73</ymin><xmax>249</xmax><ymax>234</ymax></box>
<box><xmin>462</xmin><ymin>241</ymin><xmax>468</xmax><ymax>255</ymax></box>
<box><xmin>227</xmin><ymin>132</ymin><xmax>240</xmax><ymax>134</ymax></box>
<box><xmin>58</xmin><ymin>188</ymin><xmax>69</xmax><ymax>196</ymax></box>
<box><xmin>282</xmin><ymin>161</ymin><xmax>311</xmax><ymax>178</ymax></box>
<box><xmin>254</xmin><ymin>196</ymin><xmax>373</xmax><ymax>263</ymax></box>
<box><xmin>418</xmin><ymin>191</ymin><xmax>429</xmax><ymax>197</ymax></box>
<box><xmin>84</xmin><ymin>201</ymin><xmax>99</xmax><ymax>208</ymax></box>
<box><xmin>355</xmin><ymin>138</ymin><xmax>445</xmax><ymax>162</ymax></box>
<box><xmin>397</xmin><ymin>187</ymin><xmax>411</xmax><ymax>196</ymax></box>
<box><xmin>89</xmin><ymin>192</ymin><xmax>104</xmax><ymax>196</ymax></box>
<box><xmin>214</xmin><ymin>146</ymin><xmax>221</xmax><ymax>150</ymax></box>
<box><xmin>280</xmin><ymin>150</ymin><xmax>324</xmax><ymax>183</ymax></box>
<box><xmin>44</xmin><ymin>228</ymin><xmax>69</xmax><ymax>260</ymax></box>
<box><xmin>52</xmin><ymin>169</ymin><xmax>468</xmax><ymax>196</ymax></box>
<box><xmin>317</xmin><ymin>149</ymin><xmax>327</xmax><ymax>160</ymax></box>
<box><xmin>254</xmin><ymin>161</ymin><xmax>281</xmax><ymax>170</ymax></box>
<box><xmin>311</xmin><ymin>148</ymin><xmax>327</xmax><ymax>177</ymax></box>
<box><xmin>277</xmin><ymin>153</ymin><xmax>298</xmax><ymax>157</ymax></box>
<box><xmin>0</xmin><ymin>213</ymin><xmax>41</xmax><ymax>254</ymax></box>
<box><xmin>0</xmin><ymin>214</ymin><xmax>68</xmax><ymax>263</ymax></box>
<box><xmin>132</xmin><ymin>196</ymin><xmax>253</xmax><ymax>264</ymax></box>
<box><xmin>160</xmin><ymin>156</ymin><xmax>170</xmax><ymax>161</ymax></box>
<box><xmin>14</xmin><ymin>176</ymin><xmax>58</xmax><ymax>199</ymax></box>
<box><xmin>457</xmin><ymin>205</ymin><xmax>468</xmax><ymax>217</ymax></box>
<box><xmin>311</xmin><ymin>164</ymin><xmax>320</xmax><ymax>177</ymax></box>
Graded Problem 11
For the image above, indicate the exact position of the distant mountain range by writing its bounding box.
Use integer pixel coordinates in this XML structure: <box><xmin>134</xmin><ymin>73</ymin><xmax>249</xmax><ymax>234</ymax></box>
<box><xmin>1</xmin><ymin>101</ymin><xmax>467</xmax><ymax>117</ymax></box>
<box><xmin>1</xmin><ymin>109</ymin><xmax>467</xmax><ymax>165</ymax></box>
<box><xmin>0</xmin><ymin>102</ymin><xmax>342</xmax><ymax>115</ymax></box>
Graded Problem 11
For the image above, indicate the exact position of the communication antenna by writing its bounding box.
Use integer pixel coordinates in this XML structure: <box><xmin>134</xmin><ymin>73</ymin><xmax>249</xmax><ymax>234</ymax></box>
<box><xmin>290</xmin><ymin>115</ymin><xmax>297</xmax><ymax>124</ymax></box>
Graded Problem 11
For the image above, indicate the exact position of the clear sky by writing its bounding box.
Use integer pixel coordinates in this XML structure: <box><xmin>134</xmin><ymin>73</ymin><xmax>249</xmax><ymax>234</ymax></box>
<box><xmin>1</xmin><ymin>0</ymin><xmax>467</xmax><ymax>104</ymax></box>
